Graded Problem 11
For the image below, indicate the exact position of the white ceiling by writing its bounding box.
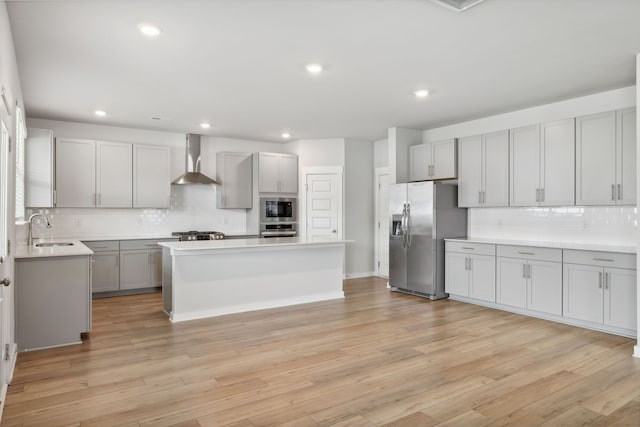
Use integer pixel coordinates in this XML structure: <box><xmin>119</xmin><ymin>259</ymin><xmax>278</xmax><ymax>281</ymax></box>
<box><xmin>7</xmin><ymin>0</ymin><xmax>640</xmax><ymax>142</ymax></box>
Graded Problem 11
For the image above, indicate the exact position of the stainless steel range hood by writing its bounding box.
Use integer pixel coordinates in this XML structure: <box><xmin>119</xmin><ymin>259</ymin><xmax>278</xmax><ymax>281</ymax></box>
<box><xmin>172</xmin><ymin>134</ymin><xmax>220</xmax><ymax>185</ymax></box>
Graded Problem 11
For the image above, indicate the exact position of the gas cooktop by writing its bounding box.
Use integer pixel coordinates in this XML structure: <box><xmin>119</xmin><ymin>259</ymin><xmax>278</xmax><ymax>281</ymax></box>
<box><xmin>171</xmin><ymin>231</ymin><xmax>225</xmax><ymax>241</ymax></box>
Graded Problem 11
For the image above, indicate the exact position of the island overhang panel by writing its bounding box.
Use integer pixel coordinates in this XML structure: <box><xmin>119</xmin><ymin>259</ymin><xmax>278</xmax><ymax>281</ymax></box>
<box><xmin>160</xmin><ymin>238</ymin><xmax>347</xmax><ymax>322</ymax></box>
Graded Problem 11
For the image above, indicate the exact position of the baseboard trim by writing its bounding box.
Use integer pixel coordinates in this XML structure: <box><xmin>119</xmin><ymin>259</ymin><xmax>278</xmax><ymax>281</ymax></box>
<box><xmin>343</xmin><ymin>272</ymin><xmax>376</xmax><ymax>279</ymax></box>
<box><xmin>634</xmin><ymin>345</ymin><xmax>640</xmax><ymax>358</ymax></box>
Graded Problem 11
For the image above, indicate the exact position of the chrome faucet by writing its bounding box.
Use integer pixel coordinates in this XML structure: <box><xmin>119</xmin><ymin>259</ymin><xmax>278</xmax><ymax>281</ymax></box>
<box><xmin>28</xmin><ymin>213</ymin><xmax>52</xmax><ymax>246</ymax></box>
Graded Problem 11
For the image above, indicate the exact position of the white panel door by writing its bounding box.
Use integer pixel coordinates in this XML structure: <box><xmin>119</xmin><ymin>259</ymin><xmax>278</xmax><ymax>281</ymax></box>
<box><xmin>0</xmin><ymin>121</ymin><xmax>12</xmax><ymax>389</ymax></box>
<box><xmin>431</xmin><ymin>139</ymin><xmax>456</xmax><ymax>180</ymax></box>
<box><xmin>278</xmin><ymin>154</ymin><xmax>298</xmax><ymax>193</ymax></box>
<box><xmin>55</xmin><ymin>138</ymin><xmax>96</xmax><ymax>207</ymax></box>
<box><xmin>483</xmin><ymin>130</ymin><xmax>510</xmax><ymax>207</ymax></box>
<box><xmin>617</xmin><ymin>107</ymin><xmax>636</xmax><ymax>205</ymax></box>
<box><xmin>377</xmin><ymin>173</ymin><xmax>390</xmax><ymax>277</ymax></box>
<box><xmin>409</xmin><ymin>143</ymin><xmax>431</xmax><ymax>182</ymax></box>
<box><xmin>527</xmin><ymin>260</ymin><xmax>562</xmax><ymax>315</ymax></box>
<box><xmin>469</xmin><ymin>254</ymin><xmax>496</xmax><ymax>302</ymax></box>
<box><xmin>457</xmin><ymin>135</ymin><xmax>483</xmax><ymax>207</ymax></box>
<box><xmin>306</xmin><ymin>173</ymin><xmax>339</xmax><ymax>237</ymax></box>
<box><xmin>576</xmin><ymin>111</ymin><xmax>616</xmax><ymax>205</ymax></box>
<box><xmin>510</xmin><ymin>125</ymin><xmax>540</xmax><ymax>207</ymax></box>
<box><xmin>541</xmin><ymin>119</ymin><xmax>575</xmax><ymax>206</ymax></box>
<box><xmin>259</xmin><ymin>153</ymin><xmax>279</xmax><ymax>193</ymax></box>
<box><xmin>445</xmin><ymin>252</ymin><xmax>469</xmax><ymax>296</ymax></box>
<box><xmin>96</xmin><ymin>141</ymin><xmax>132</xmax><ymax>208</ymax></box>
<box><xmin>133</xmin><ymin>145</ymin><xmax>170</xmax><ymax>208</ymax></box>
<box><xmin>604</xmin><ymin>267</ymin><xmax>636</xmax><ymax>330</ymax></box>
<box><xmin>563</xmin><ymin>264</ymin><xmax>603</xmax><ymax>323</ymax></box>
<box><xmin>496</xmin><ymin>257</ymin><xmax>527</xmax><ymax>308</ymax></box>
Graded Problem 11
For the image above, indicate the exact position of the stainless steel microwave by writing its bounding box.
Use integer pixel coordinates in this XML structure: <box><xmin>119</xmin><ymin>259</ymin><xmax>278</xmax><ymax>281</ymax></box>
<box><xmin>260</xmin><ymin>197</ymin><xmax>297</xmax><ymax>223</ymax></box>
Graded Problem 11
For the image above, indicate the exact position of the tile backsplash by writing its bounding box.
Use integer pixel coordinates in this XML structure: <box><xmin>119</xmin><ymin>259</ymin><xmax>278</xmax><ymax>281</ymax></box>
<box><xmin>21</xmin><ymin>185</ymin><xmax>247</xmax><ymax>243</ymax></box>
<box><xmin>469</xmin><ymin>206</ymin><xmax>637</xmax><ymax>246</ymax></box>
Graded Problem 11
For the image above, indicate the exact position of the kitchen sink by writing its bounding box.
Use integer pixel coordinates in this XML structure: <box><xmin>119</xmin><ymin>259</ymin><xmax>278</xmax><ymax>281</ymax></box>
<box><xmin>35</xmin><ymin>242</ymin><xmax>74</xmax><ymax>247</ymax></box>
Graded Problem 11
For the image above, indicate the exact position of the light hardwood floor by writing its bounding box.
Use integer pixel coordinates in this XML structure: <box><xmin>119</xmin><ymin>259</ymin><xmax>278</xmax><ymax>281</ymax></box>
<box><xmin>3</xmin><ymin>277</ymin><xmax>639</xmax><ymax>426</ymax></box>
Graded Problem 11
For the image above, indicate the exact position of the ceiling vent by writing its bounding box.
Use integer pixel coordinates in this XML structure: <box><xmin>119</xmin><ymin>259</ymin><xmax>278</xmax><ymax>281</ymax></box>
<box><xmin>430</xmin><ymin>0</ymin><xmax>487</xmax><ymax>12</ymax></box>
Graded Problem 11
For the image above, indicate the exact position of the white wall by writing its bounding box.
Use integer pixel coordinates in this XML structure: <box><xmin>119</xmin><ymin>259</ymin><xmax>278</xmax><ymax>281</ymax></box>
<box><xmin>374</xmin><ymin>138</ymin><xmax>388</xmax><ymax>168</ymax></box>
<box><xmin>289</xmin><ymin>138</ymin><xmax>345</xmax><ymax>168</ymax></box>
<box><xmin>344</xmin><ymin>139</ymin><xmax>374</xmax><ymax>277</ymax></box>
<box><xmin>423</xmin><ymin>86</ymin><xmax>637</xmax><ymax>246</ymax></box>
<box><xmin>388</xmin><ymin>127</ymin><xmax>421</xmax><ymax>184</ymax></box>
<box><xmin>24</xmin><ymin>119</ymin><xmax>287</xmax><ymax>240</ymax></box>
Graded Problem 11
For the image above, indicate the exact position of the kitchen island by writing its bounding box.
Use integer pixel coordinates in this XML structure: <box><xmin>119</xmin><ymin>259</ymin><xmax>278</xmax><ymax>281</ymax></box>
<box><xmin>159</xmin><ymin>237</ymin><xmax>348</xmax><ymax>322</ymax></box>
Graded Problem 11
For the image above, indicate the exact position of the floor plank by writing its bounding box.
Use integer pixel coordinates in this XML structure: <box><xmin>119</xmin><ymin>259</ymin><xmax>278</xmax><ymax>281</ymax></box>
<box><xmin>3</xmin><ymin>277</ymin><xmax>639</xmax><ymax>426</ymax></box>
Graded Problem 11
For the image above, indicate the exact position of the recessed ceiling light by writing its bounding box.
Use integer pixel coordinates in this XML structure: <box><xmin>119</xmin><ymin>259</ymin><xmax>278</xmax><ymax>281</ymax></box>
<box><xmin>305</xmin><ymin>64</ymin><xmax>323</xmax><ymax>75</ymax></box>
<box><xmin>414</xmin><ymin>89</ymin><xmax>430</xmax><ymax>99</ymax></box>
<box><xmin>200</xmin><ymin>123</ymin><xmax>211</xmax><ymax>129</ymax></box>
<box><xmin>138</xmin><ymin>23</ymin><xmax>161</xmax><ymax>37</ymax></box>
<box><xmin>94</xmin><ymin>110</ymin><xmax>106</xmax><ymax>117</ymax></box>
<box><xmin>281</xmin><ymin>132</ymin><xmax>291</xmax><ymax>139</ymax></box>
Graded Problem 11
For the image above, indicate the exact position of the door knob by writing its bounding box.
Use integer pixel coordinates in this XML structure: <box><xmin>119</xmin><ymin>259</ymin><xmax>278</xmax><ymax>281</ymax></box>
<box><xmin>332</xmin><ymin>229</ymin><xmax>337</xmax><ymax>234</ymax></box>
<box><xmin>1</xmin><ymin>278</ymin><xmax>10</xmax><ymax>287</ymax></box>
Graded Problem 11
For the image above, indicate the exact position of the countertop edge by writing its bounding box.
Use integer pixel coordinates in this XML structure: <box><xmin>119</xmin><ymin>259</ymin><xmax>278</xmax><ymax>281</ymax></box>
<box><xmin>445</xmin><ymin>237</ymin><xmax>636</xmax><ymax>254</ymax></box>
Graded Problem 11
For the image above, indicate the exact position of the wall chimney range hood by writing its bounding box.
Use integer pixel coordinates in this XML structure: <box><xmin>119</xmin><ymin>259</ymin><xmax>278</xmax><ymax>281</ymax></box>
<box><xmin>172</xmin><ymin>133</ymin><xmax>220</xmax><ymax>185</ymax></box>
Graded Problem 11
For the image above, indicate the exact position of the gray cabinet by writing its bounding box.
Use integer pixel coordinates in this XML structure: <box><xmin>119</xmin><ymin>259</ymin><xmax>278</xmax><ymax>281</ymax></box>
<box><xmin>133</xmin><ymin>145</ymin><xmax>171</xmax><ymax>208</ymax></box>
<box><xmin>576</xmin><ymin>108</ymin><xmax>636</xmax><ymax>206</ymax></box>
<box><xmin>25</xmin><ymin>128</ymin><xmax>55</xmax><ymax>208</ymax></box>
<box><xmin>120</xmin><ymin>239</ymin><xmax>174</xmax><ymax>290</ymax></box>
<box><xmin>16</xmin><ymin>255</ymin><xmax>91</xmax><ymax>351</ymax></box>
<box><xmin>409</xmin><ymin>139</ymin><xmax>456</xmax><ymax>182</ymax></box>
<box><xmin>445</xmin><ymin>242</ymin><xmax>496</xmax><ymax>302</ymax></box>
<box><xmin>96</xmin><ymin>141</ymin><xmax>133</xmax><ymax>208</ymax></box>
<box><xmin>91</xmin><ymin>251</ymin><xmax>119</xmax><ymax>292</ymax></box>
<box><xmin>216</xmin><ymin>151</ymin><xmax>253</xmax><ymax>208</ymax></box>
<box><xmin>55</xmin><ymin>138</ymin><xmax>96</xmax><ymax>207</ymax></box>
<box><xmin>257</xmin><ymin>152</ymin><xmax>298</xmax><ymax>193</ymax></box>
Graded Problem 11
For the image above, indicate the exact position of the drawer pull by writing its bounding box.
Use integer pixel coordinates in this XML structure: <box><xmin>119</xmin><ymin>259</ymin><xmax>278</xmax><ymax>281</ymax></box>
<box><xmin>461</xmin><ymin>247</ymin><xmax>475</xmax><ymax>250</ymax></box>
<box><xmin>518</xmin><ymin>252</ymin><xmax>535</xmax><ymax>255</ymax></box>
<box><xmin>593</xmin><ymin>258</ymin><xmax>614</xmax><ymax>262</ymax></box>
<box><xmin>92</xmin><ymin>246</ymin><xmax>109</xmax><ymax>249</ymax></box>
<box><xmin>145</xmin><ymin>244</ymin><xmax>158</xmax><ymax>247</ymax></box>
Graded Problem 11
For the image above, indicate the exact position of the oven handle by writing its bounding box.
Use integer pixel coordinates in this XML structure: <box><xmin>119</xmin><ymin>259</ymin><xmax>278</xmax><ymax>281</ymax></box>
<box><xmin>260</xmin><ymin>231</ymin><xmax>297</xmax><ymax>237</ymax></box>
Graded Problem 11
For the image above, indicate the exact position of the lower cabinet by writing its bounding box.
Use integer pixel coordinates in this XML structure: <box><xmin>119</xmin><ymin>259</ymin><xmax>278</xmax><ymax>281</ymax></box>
<box><xmin>445</xmin><ymin>242</ymin><xmax>496</xmax><ymax>302</ymax></box>
<box><xmin>496</xmin><ymin>246</ymin><xmax>562</xmax><ymax>316</ymax></box>
<box><xmin>120</xmin><ymin>247</ymin><xmax>163</xmax><ymax>290</ymax></box>
<box><xmin>91</xmin><ymin>251</ymin><xmax>119</xmax><ymax>292</ymax></box>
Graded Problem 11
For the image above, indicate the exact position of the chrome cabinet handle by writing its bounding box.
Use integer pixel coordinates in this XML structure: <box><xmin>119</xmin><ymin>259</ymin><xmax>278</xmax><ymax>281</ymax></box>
<box><xmin>617</xmin><ymin>184</ymin><xmax>621</xmax><ymax>200</ymax></box>
<box><xmin>527</xmin><ymin>264</ymin><xmax>531</xmax><ymax>279</ymax></box>
<box><xmin>461</xmin><ymin>247</ymin><xmax>475</xmax><ymax>250</ymax></box>
<box><xmin>604</xmin><ymin>272</ymin><xmax>609</xmax><ymax>290</ymax></box>
<box><xmin>593</xmin><ymin>258</ymin><xmax>614</xmax><ymax>262</ymax></box>
<box><xmin>598</xmin><ymin>272</ymin><xmax>603</xmax><ymax>288</ymax></box>
<box><xmin>468</xmin><ymin>257</ymin><xmax>472</xmax><ymax>271</ymax></box>
<box><xmin>478</xmin><ymin>191</ymin><xmax>482</xmax><ymax>204</ymax></box>
<box><xmin>464</xmin><ymin>257</ymin><xmax>468</xmax><ymax>270</ymax></box>
<box><xmin>611</xmin><ymin>185</ymin><xmax>615</xmax><ymax>201</ymax></box>
<box><xmin>536</xmin><ymin>189</ymin><xmax>540</xmax><ymax>202</ymax></box>
<box><xmin>522</xmin><ymin>264</ymin><xmax>526</xmax><ymax>278</ymax></box>
<box><xmin>0</xmin><ymin>278</ymin><xmax>10</xmax><ymax>287</ymax></box>
<box><xmin>541</xmin><ymin>188</ymin><xmax>544</xmax><ymax>202</ymax></box>
<box><xmin>518</xmin><ymin>252</ymin><xmax>535</xmax><ymax>255</ymax></box>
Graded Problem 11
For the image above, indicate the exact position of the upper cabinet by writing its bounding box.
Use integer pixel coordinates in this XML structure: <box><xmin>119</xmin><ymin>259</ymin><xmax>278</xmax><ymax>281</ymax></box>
<box><xmin>576</xmin><ymin>108</ymin><xmax>636</xmax><ymax>206</ymax></box>
<box><xmin>257</xmin><ymin>152</ymin><xmax>298</xmax><ymax>194</ymax></box>
<box><xmin>216</xmin><ymin>151</ymin><xmax>253</xmax><ymax>209</ymax></box>
<box><xmin>96</xmin><ymin>141</ymin><xmax>133</xmax><ymax>208</ymax></box>
<box><xmin>56</xmin><ymin>138</ymin><xmax>96</xmax><ymax>207</ymax></box>
<box><xmin>409</xmin><ymin>139</ymin><xmax>457</xmax><ymax>182</ymax></box>
<box><xmin>133</xmin><ymin>145</ymin><xmax>171</xmax><ymax>208</ymax></box>
<box><xmin>510</xmin><ymin>119</ymin><xmax>575</xmax><ymax>207</ymax></box>
<box><xmin>25</xmin><ymin>128</ymin><xmax>55</xmax><ymax>208</ymax></box>
<box><xmin>458</xmin><ymin>131</ymin><xmax>509</xmax><ymax>207</ymax></box>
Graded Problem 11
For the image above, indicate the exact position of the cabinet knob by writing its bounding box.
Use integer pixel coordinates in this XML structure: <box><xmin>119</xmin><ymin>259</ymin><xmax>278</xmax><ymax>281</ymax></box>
<box><xmin>1</xmin><ymin>278</ymin><xmax>11</xmax><ymax>287</ymax></box>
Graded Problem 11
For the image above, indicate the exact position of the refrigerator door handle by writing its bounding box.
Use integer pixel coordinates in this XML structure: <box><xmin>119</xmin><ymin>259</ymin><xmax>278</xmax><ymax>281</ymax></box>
<box><xmin>405</xmin><ymin>203</ymin><xmax>411</xmax><ymax>247</ymax></box>
<box><xmin>401</xmin><ymin>204</ymin><xmax>407</xmax><ymax>248</ymax></box>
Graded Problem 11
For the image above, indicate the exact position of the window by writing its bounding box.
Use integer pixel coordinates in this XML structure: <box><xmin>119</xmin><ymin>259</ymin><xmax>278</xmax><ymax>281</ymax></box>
<box><xmin>0</xmin><ymin>121</ymin><xmax>8</xmax><ymax>261</ymax></box>
<box><xmin>15</xmin><ymin>107</ymin><xmax>25</xmax><ymax>221</ymax></box>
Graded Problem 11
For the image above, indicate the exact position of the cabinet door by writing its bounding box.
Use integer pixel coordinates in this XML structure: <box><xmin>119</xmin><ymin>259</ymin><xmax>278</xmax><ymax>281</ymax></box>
<box><xmin>259</xmin><ymin>153</ymin><xmax>279</xmax><ymax>193</ymax></box>
<box><xmin>541</xmin><ymin>119</ymin><xmax>575</xmax><ymax>206</ymax></box>
<box><xmin>496</xmin><ymin>257</ymin><xmax>527</xmax><ymax>308</ymax></box>
<box><xmin>457</xmin><ymin>135</ymin><xmax>483</xmax><ymax>207</ymax></box>
<box><xmin>55</xmin><ymin>138</ymin><xmax>96</xmax><ymax>207</ymax></box>
<box><xmin>483</xmin><ymin>130</ymin><xmax>510</xmax><ymax>207</ymax></box>
<box><xmin>96</xmin><ymin>141</ymin><xmax>132</xmax><ymax>208</ymax></box>
<box><xmin>576</xmin><ymin>111</ymin><xmax>616</xmax><ymax>205</ymax></box>
<box><xmin>278</xmin><ymin>154</ymin><xmax>298</xmax><ymax>193</ymax></box>
<box><xmin>119</xmin><ymin>250</ymin><xmax>151</xmax><ymax>290</ymax></box>
<box><xmin>527</xmin><ymin>260</ymin><xmax>562</xmax><ymax>315</ymax></box>
<box><xmin>469</xmin><ymin>254</ymin><xmax>496</xmax><ymax>302</ymax></box>
<box><xmin>445</xmin><ymin>252</ymin><xmax>469</xmax><ymax>296</ymax></box>
<box><xmin>149</xmin><ymin>249</ymin><xmax>163</xmax><ymax>288</ymax></box>
<box><xmin>509</xmin><ymin>125</ymin><xmax>540</xmax><ymax>207</ymax></box>
<box><xmin>133</xmin><ymin>145</ymin><xmax>170</xmax><ymax>208</ymax></box>
<box><xmin>91</xmin><ymin>251</ymin><xmax>119</xmax><ymax>293</ymax></box>
<box><xmin>617</xmin><ymin>108</ymin><xmax>636</xmax><ymax>205</ymax></box>
<box><xmin>563</xmin><ymin>263</ymin><xmax>603</xmax><ymax>323</ymax></box>
<box><xmin>431</xmin><ymin>139</ymin><xmax>456</xmax><ymax>180</ymax></box>
<box><xmin>217</xmin><ymin>152</ymin><xmax>252</xmax><ymax>208</ymax></box>
<box><xmin>409</xmin><ymin>144</ymin><xmax>431</xmax><ymax>182</ymax></box>
<box><xmin>604</xmin><ymin>267</ymin><xmax>636</xmax><ymax>330</ymax></box>
<box><xmin>25</xmin><ymin>128</ymin><xmax>54</xmax><ymax>208</ymax></box>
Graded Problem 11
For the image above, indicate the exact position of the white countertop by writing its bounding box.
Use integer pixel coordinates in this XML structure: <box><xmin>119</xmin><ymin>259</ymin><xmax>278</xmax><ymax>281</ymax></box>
<box><xmin>78</xmin><ymin>234</ymin><xmax>176</xmax><ymax>242</ymax></box>
<box><xmin>159</xmin><ymin>236</ymin><xmax>350</xmax><ymax>254</ymax></box>
<box><xmin>15</xmin><ymin>240</ymin><xmax>94</xmax><ymax>259</ymax></box>
<box><xmin>445</xmin><ymin>237</ymin><xmax>636</xmax><ymax>254</ymax></box>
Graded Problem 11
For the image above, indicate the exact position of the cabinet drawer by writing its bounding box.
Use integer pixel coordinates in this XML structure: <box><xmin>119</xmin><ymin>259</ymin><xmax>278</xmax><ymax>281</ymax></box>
<box><xmin>497</xmin><ymin>245</ymin><xmax>562</xmax><ymax>263</ymax></box>
<box><xmin>119</xmin><ymin>238</ymin><xmax>177</xmax><ymax>251</ymax></box>
<box><xmin>446</xmin><ymin>241</ymin><xmax>495</xmax><ymax>256</ymax></box>
<box><xmin>83</xmin><ymin>240</ymin><xmax>119</xmax><ymax>252</ymax></box>
<box><xmin>563</xmin><ymin>250</ymin><xmax>636</xmax><ymax>269</ymax></box>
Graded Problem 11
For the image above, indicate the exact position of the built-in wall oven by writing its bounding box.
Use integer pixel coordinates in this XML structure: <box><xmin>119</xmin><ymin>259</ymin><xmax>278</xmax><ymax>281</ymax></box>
<box><xmin>260</xmin><ymin>222</ymin><xmax>297</xmax><ymax>238</ymax></box>
<box><xmin>260</xmin><ymin>197</ymin><xmax>297</xmax><ymax>223</ymax></box>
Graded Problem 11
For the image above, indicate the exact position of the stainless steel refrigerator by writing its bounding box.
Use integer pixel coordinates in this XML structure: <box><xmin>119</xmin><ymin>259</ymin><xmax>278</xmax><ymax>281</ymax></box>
<box><xmin>389</xmin><ymin>182</ymin><xmax>467</xmax><ymax>299</ymax></box>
